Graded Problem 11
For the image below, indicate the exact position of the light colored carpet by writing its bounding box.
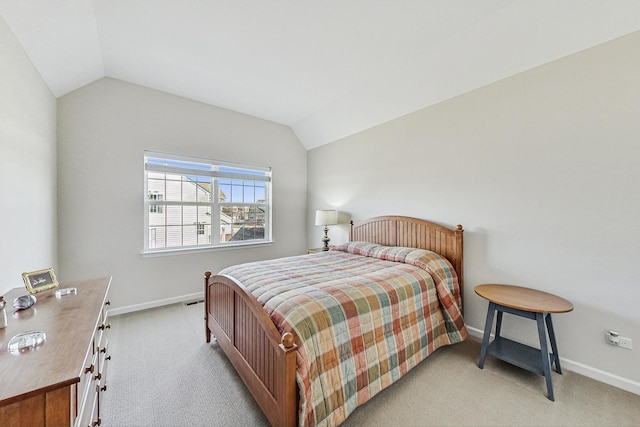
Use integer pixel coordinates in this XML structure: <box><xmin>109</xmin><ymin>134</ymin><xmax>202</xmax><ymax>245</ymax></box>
<box><xmin>102</xmin><ymin>302</ymin><xmax>640</xmax><ymax>426</ymax></box>
<box><xmin>101</xmin><ymin>302</ymin><xmax>269</xmax><ymax>427</ymax></box>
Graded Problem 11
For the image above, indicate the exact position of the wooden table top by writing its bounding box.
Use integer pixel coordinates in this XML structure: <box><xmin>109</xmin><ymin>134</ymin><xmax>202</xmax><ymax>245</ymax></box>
<box><xmin>475</xmin><ymin>284</ymin><xmax>573</xmax><ymax>314</ymax></box>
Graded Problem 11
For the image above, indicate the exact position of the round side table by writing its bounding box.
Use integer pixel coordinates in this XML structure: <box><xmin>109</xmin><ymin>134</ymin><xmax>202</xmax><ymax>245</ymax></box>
<box><xmin>475</xmin><ymin>284</ymin><xmax>573</xmax><ymax>401</ymax></box>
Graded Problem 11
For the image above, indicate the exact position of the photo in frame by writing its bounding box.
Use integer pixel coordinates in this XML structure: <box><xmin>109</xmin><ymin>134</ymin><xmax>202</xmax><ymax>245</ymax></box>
<box><xmin>22</xmin><ymin>268</ymin><xmax>59</xmax><ymax>294</ymax></box>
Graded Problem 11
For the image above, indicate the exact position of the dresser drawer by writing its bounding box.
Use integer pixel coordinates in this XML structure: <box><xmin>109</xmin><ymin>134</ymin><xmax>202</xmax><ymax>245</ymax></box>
<box><xmin>76</xmin><ymin>349</ymin><xmax>99</xmax><ymax>427</ymax></box>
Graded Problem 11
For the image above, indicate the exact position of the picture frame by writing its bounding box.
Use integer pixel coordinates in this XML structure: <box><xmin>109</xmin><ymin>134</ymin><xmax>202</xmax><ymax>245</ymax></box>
<box><xmin>22</xmin><ymin>268</ymin><xmax>59</xmax><ymax>294</ymax></box>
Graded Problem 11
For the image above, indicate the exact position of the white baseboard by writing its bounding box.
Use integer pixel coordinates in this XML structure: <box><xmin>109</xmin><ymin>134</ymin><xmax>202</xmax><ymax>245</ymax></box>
<box><xmin>466</xmin><ymin>326</ymin><xmax>640</xmax><ymax>396</ymax></box>
<box><xmin>107</xmin><ymin>291</ymin><xmax>204</xmax><ymax>317</ymax></box>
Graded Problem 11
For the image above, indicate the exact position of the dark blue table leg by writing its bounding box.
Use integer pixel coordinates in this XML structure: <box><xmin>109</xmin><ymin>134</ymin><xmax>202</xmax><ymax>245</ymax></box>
<box><xmin>536</xmin><ymin>312</ymin><xmax>554</xmax><ymax>401</ymax></box>
<box><xmin>495</xmin><ymin>310</ymin><xmax>503</xmax><ymax>339</ymax></box>
<box><xmin>545</xmin><ymin>313</ymin><xmax>562</xmax><ymax>374</ymax></box>
<box><xmin>478</xmin><ymin>302</ymin><xmax>496</xmax><ymax>369</ymax></box>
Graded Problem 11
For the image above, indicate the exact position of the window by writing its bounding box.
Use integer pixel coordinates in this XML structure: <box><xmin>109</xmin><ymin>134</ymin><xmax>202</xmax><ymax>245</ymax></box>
<box><xmin>143</xmin><ymin>151</ymin><xmax>271</xmax><ymax>253</ymax></box>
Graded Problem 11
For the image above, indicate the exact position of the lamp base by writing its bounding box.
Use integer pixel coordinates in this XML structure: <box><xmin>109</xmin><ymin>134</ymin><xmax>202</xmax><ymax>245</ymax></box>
<box><xmin>322</xmin><ymin>226</ymin><xmax>330</xmax><ymax>251</ymax></box>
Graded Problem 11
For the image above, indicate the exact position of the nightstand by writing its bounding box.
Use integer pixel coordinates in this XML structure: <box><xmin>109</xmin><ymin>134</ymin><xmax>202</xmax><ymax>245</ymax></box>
<box><xmin>475</xmin><ymin>284</ymin><xmax>573</xmax><ymax>401</ymax></box>
<box><xmin>307</xmin><ymin>248</ymin><xmax>327</xmax><ymax>254</ymax></box>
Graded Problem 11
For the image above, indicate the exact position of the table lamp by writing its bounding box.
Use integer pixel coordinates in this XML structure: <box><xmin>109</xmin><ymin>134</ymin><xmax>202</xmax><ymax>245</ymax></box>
<box><xmin>315</xmin><ymin>210</ymin><xmax>338</xmax><ymax>251</ymax></box>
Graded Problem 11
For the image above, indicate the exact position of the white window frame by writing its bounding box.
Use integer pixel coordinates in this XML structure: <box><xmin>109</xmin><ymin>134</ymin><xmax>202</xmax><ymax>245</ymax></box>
<box><xmin>143</xmin><ymin>151</ymin><xmax>272</xmax><ymax>254</ymax></box>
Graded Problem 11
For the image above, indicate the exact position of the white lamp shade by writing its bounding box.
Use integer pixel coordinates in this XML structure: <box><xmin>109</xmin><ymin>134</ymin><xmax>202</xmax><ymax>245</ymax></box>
<box><xmin>315</xmin><ymin>210</ymin><xmax>338</xmax><ymax>226</ymax></box>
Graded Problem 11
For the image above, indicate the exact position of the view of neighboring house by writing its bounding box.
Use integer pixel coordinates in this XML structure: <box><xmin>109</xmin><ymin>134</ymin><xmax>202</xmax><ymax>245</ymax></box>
<box><xmin>147</xmin><ymin>172</ymin><xmax>266</xmax><ymax>249</ymax></box>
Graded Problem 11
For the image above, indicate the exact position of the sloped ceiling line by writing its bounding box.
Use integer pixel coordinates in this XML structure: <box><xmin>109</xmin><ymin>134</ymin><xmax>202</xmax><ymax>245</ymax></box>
<box><xmin>2</xmin><ymin>0</ymin><xmax>640</xmax><ymax>149</ymax></box>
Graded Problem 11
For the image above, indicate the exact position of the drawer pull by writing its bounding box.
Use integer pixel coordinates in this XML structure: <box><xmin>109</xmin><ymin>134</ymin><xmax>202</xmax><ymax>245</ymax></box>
<box><xmin>100</xmin><ymin>385</ymin><xmax>107</xmax><ymax>392</ymax></box>
<box><xmin>100</xmin><ymin>347</ymin><xmax>107</xmax><ymax>354</ymax></box>
<box><xmin>106</xmin><ymin>355</ymin><xmax>112</xmax><ymax>361</ymax></box>
<box><xmin>94</xmin><ymin>372</ymin><xmax>102</xmax><ymax>381</ymax></box>
<box><xmin>105</xmin><ymin>300</ymin><xmax>111</xmax><ymax>306</ymax></box>
<box><xmin>98</xmin><ymin>323</ymin><xmax>111</xmax><ymax>331</ymax></box>
<box><xmin>85</xmin><ymin>364</ymin><xmax>94</xmax><ymax>374</ymax></box>
<box><xmin>92</xmin><ymin>417</ymin><xmax>102</xmax><ymax>426</ymax></box>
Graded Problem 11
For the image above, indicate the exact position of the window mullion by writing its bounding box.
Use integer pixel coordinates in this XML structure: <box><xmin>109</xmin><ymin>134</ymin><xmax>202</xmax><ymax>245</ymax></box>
<box><xmin>212</xmin><ymin>178</ymin><xmax>221</xmax><ymax>245</ymax></box>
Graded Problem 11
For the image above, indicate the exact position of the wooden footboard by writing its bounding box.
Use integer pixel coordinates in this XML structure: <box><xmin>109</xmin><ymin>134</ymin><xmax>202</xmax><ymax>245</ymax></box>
<box><xmin>204</xmin><ymin>272</ymin><xmax>297</xmax><ymax>427</ymax></box>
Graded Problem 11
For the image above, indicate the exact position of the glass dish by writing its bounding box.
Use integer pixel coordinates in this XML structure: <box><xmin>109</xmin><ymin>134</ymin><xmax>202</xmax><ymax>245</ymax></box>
<box><xmin>7</xmin><ymin>330</ymin><xmax>47</xmax><ymax>353</ymax></box>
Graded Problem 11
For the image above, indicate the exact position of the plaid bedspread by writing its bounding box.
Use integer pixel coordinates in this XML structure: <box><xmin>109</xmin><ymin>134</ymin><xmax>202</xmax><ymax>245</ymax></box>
<box><xmin>220</xmin><ymin>242</ymin><xmax>467</xmax><ymax>426</ymax></box>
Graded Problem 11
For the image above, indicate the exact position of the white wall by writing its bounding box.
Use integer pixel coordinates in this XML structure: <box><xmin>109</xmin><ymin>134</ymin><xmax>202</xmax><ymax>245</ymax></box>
<box><xmin>0</xmin><ymin>16</ymin><xmax>57</xmax><ymax>296</ymax></box>
<box><xmin>57</xmin><ymin>78</ymin><xmax>307</xmax><ymax>311</ymax></box>
<box><xmin>307</xmin><ymin>31</ymin><xmax>640</xmax><ymax>390</ymax></box>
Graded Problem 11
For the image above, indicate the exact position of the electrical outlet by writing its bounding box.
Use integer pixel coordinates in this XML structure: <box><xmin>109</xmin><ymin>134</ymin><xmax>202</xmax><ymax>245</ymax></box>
<box><xmin>618</xmin><ymin>336</ymin><xmax>633</xmax><ymax>350</ymax></box>
<box><xmin>606</xmin><ymin>331</ymin><xmax>632</xmax><ymax>350</ymax></box>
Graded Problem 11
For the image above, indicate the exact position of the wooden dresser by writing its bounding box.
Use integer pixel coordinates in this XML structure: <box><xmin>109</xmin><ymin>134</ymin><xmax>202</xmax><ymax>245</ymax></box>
<box><xmin>0</xmin><ymin>277</ymin><xmax>112</xmax><ymax>427</ymax></box>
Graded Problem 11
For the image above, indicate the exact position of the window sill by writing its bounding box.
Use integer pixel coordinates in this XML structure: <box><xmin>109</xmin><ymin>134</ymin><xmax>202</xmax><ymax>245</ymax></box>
<box><xmin>141</xmin><ymin>240</ymin><xmax>274</xmax><ymax>258</ymax></box>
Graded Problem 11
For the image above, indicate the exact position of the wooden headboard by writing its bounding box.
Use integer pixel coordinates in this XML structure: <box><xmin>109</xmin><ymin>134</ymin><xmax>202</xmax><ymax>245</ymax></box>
<box><xmin>350</xmin><ymin>215</ymin><xmax>464</xmax><ymax>294</ymax></box>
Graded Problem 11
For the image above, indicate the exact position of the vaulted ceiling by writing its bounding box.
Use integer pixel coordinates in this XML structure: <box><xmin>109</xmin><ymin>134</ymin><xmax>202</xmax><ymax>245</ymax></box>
<box><xmin>2</xmin><ymin>1</ymin><xmax>640</xmax><ymax>149</ymax></box>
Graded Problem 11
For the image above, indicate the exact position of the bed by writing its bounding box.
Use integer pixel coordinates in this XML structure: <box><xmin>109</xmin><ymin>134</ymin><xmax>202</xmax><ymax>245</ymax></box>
<box><xmin>204</xmin><ymin>215</ymin><xmax>467</xmax><ymax>426</ymax></box>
